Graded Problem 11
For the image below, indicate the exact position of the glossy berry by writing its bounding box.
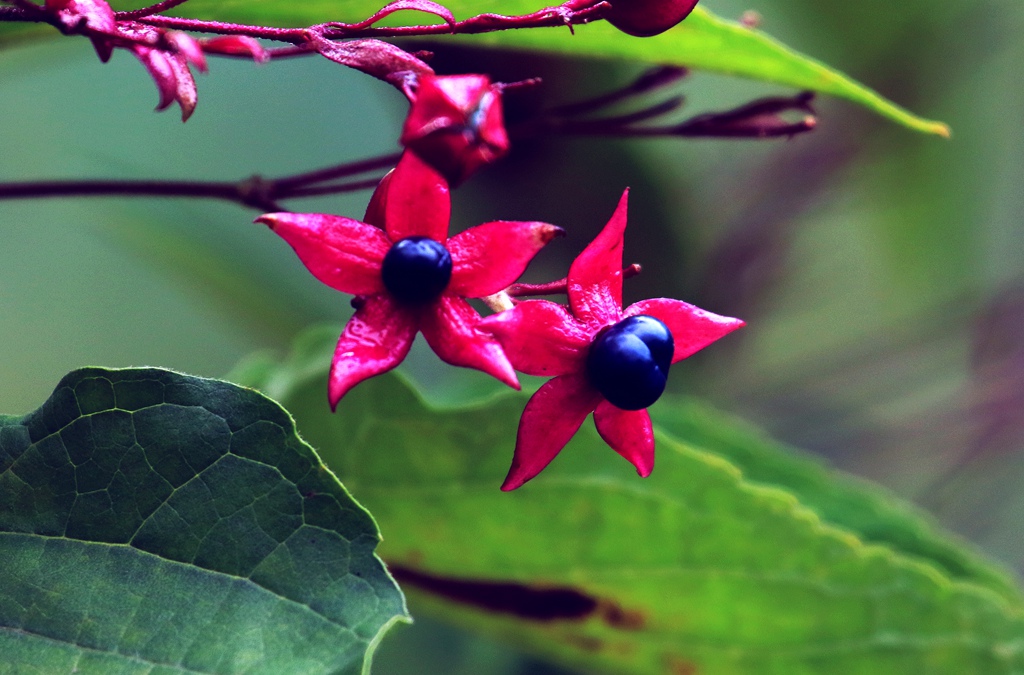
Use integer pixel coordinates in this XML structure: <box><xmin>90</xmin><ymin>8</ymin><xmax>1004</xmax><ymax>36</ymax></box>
<box><xmin>586</xmin><ymin>315</ymin><xmax>674</xmax><ymax>410</ymax></box>
<box><xmin>381</xmin><ymin>236</ymin><xmax>453</xmax><ymax>304</ymax></box>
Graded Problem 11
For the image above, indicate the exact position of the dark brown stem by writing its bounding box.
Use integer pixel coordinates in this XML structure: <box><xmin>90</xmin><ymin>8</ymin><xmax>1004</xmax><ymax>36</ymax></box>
<box><xmin>548</xmin><ymin>66</ymin><xmax>687</xmax><ymax>117</ymax></box>
<box><xmin>0</xmin><ymin>153</ymin><xmax>397</xmax><ymax>211</ymax></box>
<box><xmin>0</xmin><ymin>178</ymin><xmax>282</xmax><ymax>211</ymax></box>
<box><xmin>5</xmin><ymin>0</ymin><xmax>42</xmax><ymax>13</ymax></box>
<box><xmin>281</xmin><ymin>177</ymin><xmax>385</xmax><ymax>198</ymax></box>
<box><xmin>274</xmin><ymin>152</ymin><xmax>399</xmax><ymax>190</ymax></box>
<box><xmin>525</xmin><ymin>91</ymin><xmax>817</xmax><ymax>141</ymax></box>
<box><xmin>0</xmin><ymin>2</ymin><xmax>44</xmax><ymax>21</ymax></box>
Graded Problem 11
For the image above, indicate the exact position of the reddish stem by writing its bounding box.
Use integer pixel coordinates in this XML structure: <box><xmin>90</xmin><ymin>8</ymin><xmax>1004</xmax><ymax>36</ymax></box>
<box><xmin>115</xmin><ymin>0</ymin><xmax>193</xmax><ymax>20</ymax></box>
<box><xmin>507</xmin><ymin>264</ymin><xmax>642</xmax><ymax>297</ymax></box>
<box><xmin>131</xmin><ymin>0</ymin><xmax>610</xmax><ymax>42</ymax></box>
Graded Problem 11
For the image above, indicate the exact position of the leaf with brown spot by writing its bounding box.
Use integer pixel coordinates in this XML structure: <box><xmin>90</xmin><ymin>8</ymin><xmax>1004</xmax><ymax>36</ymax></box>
<box><xmin>232</xmin><ymin>327</ymin><xmax>1024</xmax><ymax>675</ymax></box>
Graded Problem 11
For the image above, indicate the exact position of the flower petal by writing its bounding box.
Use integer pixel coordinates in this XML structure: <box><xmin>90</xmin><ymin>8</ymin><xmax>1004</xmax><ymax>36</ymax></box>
<box><xmin>402</xmin><ymin>74</ymin><xmax>490</xmax><ymax>145</ymax></box>
<box><xmin>307</xmin><ymin>35</ymin><xmax>432</xmax><ymax>97</ymax></box>
<box><xmin>568</xmin><ymin>189</ymin><xmax>629</xmax><ymax>329</ymax></box>
<box><xmin>448</xmin><ymin>220</ymin><xmax>564</xmax><ymax>297</ymax></box>
<box><xmin>132</xmin><ymin>46</ymin><xmax>177</xmax><ymax>112</ymax></box>
<box><xmin>502</xmin><ymin>373</ymin><xmax>602</xmax><ymax>491</ymax></box>
<box><xmin>329</xmin><ymin>294</ymin><xmax>418</xmax><ymax>409</ymax></box>
<box><xmin>199</xmin><ymin>36</ymin><xmax>271</xmax><ymax>64</ymax></box>
<box><xmin>593</xmin><ymin>400</ymin><xmax>655</xmax><ymax>477</ymax></box>
<box><xmin>420</xmin><ymin>295</ymin><xmax>519</xmax><ymax>389</ymax></box>
<box><xmin>478</xmin><ymin>300</ymin><xmax>591</xmax><ymax>377</ymax></box>
<box><xmin>625</xmin><ymin>298</ymin><xmax>745</xmax><ymax>363</ymax></box>
<box><xmin>363</xmin><ymin>169</ymin><xmax>394</xmax><ymax>229</ymax></box>
<box><xmin>384</xmin><ymin>150</ymin><xmax>451</xmax><ymax>242</ymax></box>
<box><xmin>165</xmin><ymin>30</ymin><xmax>208</xmax><ymax>73</ymax></box>
<box><xmin>165</xmin><ymin>52</ymin><xmax>198</xmax><ymax>122</ymax></box>
<box><xmin>401</xmin><ymin>74</ymin><xmax>510</xmax><ymax>185</ymax></box>
<box><xmin>257</xmin><ymin>212</ymin><xmax>389</xmax><ymax>296</ymax></box>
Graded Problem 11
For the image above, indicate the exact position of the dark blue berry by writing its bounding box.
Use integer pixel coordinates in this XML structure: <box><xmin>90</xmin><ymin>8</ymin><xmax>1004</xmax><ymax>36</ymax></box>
<box><xmin>586</xmin><ymin>315</ymin><xmax>674</xmax><ymax>410</ymax></box>
<box><xmin>381</xmin><ymin>236</ymin><xmax>453</xmax><ymax>305</ymax></box>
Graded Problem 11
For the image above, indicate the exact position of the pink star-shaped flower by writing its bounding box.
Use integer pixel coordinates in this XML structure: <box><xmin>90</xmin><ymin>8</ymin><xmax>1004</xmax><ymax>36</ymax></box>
<box><xmin>258</xmin><ymin>151</ymin><xmax>562</xmax><ymax>409</ymax></box>
<box><xmin>479</xmin><ymin>190</ymin><xmax>744</xmax><ymax>490</ymax></box>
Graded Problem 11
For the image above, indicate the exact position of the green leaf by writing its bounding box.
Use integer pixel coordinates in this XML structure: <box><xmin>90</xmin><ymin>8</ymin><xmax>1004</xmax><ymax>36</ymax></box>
<box><xmin>0</xmin><ymin>367</ymin><xmax>408</xmax><ymax>675</ymax></box>
<box><xmin>98</xmin><ymin>0</ymin><xmax>948</xmax><ymax>136</ymax></box>
<box><xmin>472</xmin><ymin>7</ymin><xmax>949</xmax><ymax>138</ymax></box>
<box><xmin>647</xmin><ymin>399</ymin><xmax>1024</xmax><ymax>606</ymax></box>
<box><xmin>235</xmin><ymin>326</ymin><xmax>1024</xmax><ymax>674</ymax></box>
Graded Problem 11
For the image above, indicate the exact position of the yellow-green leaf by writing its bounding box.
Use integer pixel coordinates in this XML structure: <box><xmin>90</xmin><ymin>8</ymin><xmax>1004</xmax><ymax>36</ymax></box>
<box><xmin>232</xmin><ymin>326</ymin><xmax>1021</xmax><ymax>675</ymax></box>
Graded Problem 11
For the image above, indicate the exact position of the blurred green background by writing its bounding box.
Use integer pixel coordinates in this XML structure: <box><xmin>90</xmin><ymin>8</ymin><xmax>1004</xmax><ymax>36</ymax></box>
<box><xmin>1</xmin><ymin>0</ymin><xmax>1022</xmax><ymax>672</ymax></box>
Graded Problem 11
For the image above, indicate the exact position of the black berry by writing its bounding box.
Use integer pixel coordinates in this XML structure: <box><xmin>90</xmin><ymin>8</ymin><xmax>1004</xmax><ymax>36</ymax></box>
<box><xmin>586</xmin><ymin>315</ymin><xmax>674</xmax><ymax>410</ymax></box>
<box><xmin>381</xmin><ymin>236</ymin><xmax>453</xmax><ymax>305</ymax></box>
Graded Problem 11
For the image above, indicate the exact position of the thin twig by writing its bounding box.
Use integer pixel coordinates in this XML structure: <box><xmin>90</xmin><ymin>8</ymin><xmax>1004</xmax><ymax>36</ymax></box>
<box><xmin>131</xmin><ymin>1</ymin><xmax>610</xmax><ymax>42</ymax></box>
<box><xmin>0</xmin><ymin>2</ymin><xmax>44</xmax><ymax>21</ymax></box>
<box><xmin>115</xmin><ymin>0</ymin><xmax>193</xmax><ymax>21</ymax></box>
<box><xmin>276</xmin><ymin>177</ymin><xmax>385</xmax><ymax>198</ymax></box>
<box><xmin>548</xmin><ymin>66</ymin><xmax>687</xmax><ymax>117</ymax></box>
<box><xmin>506</xmin><ymin>264</ymin><xmax>642</xmax><ymax>297</ymax></box>
<box><xmin>0</xmin><ymin>153</ymin><xmax>395</xmax><ymax>211</ymax></box>
<box><xmin>274</xmin><ymin>152</ymin><xmax>399</xmax><ymax>190</ymax></box>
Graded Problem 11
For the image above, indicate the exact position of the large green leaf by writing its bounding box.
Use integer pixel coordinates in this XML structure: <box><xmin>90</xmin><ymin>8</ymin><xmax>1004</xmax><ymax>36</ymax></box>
<box><xmin>0</xmin><ymin>367</ymin><xmax>408</xmax><ymax>674</ymax></box>
<box><xmin>95</xmin><ymin>0</ymin><xmax>946</xmax><ymax>136</ymax></box>
<box><xmin>235</xmin><ymin>326</ymin><xmax>1024</xmax><ymax>674</ymax></box>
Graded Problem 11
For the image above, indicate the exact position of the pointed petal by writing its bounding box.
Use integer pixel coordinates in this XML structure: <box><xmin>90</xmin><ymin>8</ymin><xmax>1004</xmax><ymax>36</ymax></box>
<box><xmin>448</xmin><ymin>221</ymin><xmax>564</xmax><ymax>297</ymax></box>
<box><xmin>166</xmin><ymin>53</ymin><xmax>198</xmax><ymax>122</ymax></box>
<box><xmin>329</xmin><ymin>295</ymin><xmax>417</xmax><ymax>409</ymax></box>
<box><xmin>502</xmin><ymin>373</ymin><xmax>602</xmax><ymax>491</ymax></box>
<box><xmin>50</xmin><ymin>0</ymin><xmax>116</xmax><ymax>34</ymax></box>
<box><xmin>257</xmin><ymin>212</ymin><xmax>388</xmax><ymax>296</ymax></box>
<box><xmin>133</xmin><ymin>46</ymin><xmax>177</xmax><ymax>112</ymax></box>
<box><xmin>363</xmin><ymin>169</ymin><xmax>394</xmax><ymax>228</ymax></box>
<box><xmin>165</xmin><ymin>31</ymin><xmax>208</xmax><ymax>72</ymax></box>
<box><xmin>307</xmin><ymin>35</ymin><xmax>433</xmax><ymax>95</ymax></box>
<box><xmin>593</xmin><ymin>400</ymin><xmax>655</xmax><ymax>477</ymax></box>
<box><xmin>385</xmin><ymin>151</ymin><xmax>450</xmax><ymax>242</ymax></box>
<box><xmin>200</xmin><ymin>36</ymin><xmax>271</xmax><ymax>64</ymax></box>
<box><xmin>625</xmin><ymin>298</ymin><xmax>745</xmax><ymax>363</ymax></box>
<box><xmin>420</xmin><ymin>295</ymin><xmax>519</xmax><ymax>389</ymax></box>
<box><xmin>402</xmin><ymin>75</ymin><xmax>490</xmax><ymax>144</ymax></box>
<box><xmin>568</xmin><ymin>189</ymin><xmax>629</xmax><ymax>329</ymax></box>
<box><xmin>344</xmin><ymin>0</ymin><xmax>455</xmax><ymax>30</ymax></box>
<box><xmin>479</xmin><ymin>87</ymin><xmax>511</xmax><ymax>151</ymax></box>
<box><xmin>478</xmin><ymin>300</ymin><xmax>590</xmax><ymax>377</ymax></box>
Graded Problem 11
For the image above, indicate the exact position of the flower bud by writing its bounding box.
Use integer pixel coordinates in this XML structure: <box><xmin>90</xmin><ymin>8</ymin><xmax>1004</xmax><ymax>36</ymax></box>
<box><xmin>401</xmin><ymin>74</ymin><xmax>510</xmax><ymax>186</ymax></box>
<box><xmin>604</xmin><ymin>0</ymin><xmax>700</xmax><ymax>38</ymax></box>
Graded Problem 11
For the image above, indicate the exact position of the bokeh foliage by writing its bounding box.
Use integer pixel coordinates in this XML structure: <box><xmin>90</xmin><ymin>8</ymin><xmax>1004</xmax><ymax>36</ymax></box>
<box><xmin>1</xmin><ymin>0</ymin><xmax>1023</xmax><ymax>673</ymax></box>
